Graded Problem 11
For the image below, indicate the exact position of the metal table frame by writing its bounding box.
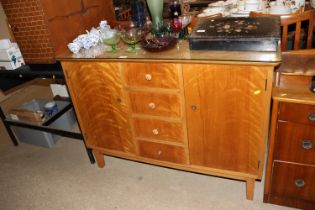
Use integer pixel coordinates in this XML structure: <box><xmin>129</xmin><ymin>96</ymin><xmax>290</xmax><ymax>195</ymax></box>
<box><xmin>0</xmin><ymin>97</ymin><xmax>95</xmax><ymax>164</ymax></box>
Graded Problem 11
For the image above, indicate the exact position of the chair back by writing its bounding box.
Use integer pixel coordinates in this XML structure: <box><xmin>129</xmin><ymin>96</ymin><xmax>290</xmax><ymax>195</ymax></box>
<box><xmin>250</xmin><ymin>10</ymin><xmax>315</xmax><ymax>51</ymax></box>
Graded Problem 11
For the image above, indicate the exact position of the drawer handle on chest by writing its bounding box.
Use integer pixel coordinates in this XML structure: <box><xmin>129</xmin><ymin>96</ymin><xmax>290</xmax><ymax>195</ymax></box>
<box><xmin>145</xmin><ymin>74</ymin><xmax>152</xmax><ymax>81</ymax></box>
<box><xmin>148</xmin><ymin>102</ymin><xmax>156</xmax><ymax>109</ymax></box>
<box><xmin>152</xmin><ymin>128</ymin><xmax>159</xmax><ymax>135</ymax></box>
<box><xmin>308</xmin><ymin>113</ymin><xmax>315</xmax><ymax>122</ymax></box>
<box><xmin>294</xmin><ymin>179</ymin><xmax>305</xmax><ymax>188</ymax></box>
<box><xmin>157</xmin><ymin>150</ymin><xmax>162</xmax><ymax>156</ymax></box>
<box><xmin>301</xmin><ymin>140</ymin><xmax>313</xmax><ymax>150</ymax></box>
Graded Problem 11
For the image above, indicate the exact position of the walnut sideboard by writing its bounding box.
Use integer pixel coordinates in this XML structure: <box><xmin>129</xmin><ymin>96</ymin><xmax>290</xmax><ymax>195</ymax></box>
<box><xmin>58</xmin><ymin>41</ymin><xmax>280</xmax><ymax>200</ymax></box>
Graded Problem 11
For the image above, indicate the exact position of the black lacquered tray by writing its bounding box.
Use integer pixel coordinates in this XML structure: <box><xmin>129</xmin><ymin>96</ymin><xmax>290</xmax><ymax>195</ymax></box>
<box><xmin>189</xmin><ymin>16</ymin><xmax>281</xmax><ymax>52</ymax></box>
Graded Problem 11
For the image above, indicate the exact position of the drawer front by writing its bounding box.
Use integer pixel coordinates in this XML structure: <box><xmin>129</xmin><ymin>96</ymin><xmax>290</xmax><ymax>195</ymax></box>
<box><xmin>275</xmin><ymin>121</ymin><xmax>315</xmax><ymax>165</ymax></box>
<box><xmin>279</xmin><ymin>103</ymin><xmax>315</xmax><ymax>125</ymax></box>
<box><xmin>138</xmin><ymin>140</ymin><xmax>187</xmax><ymax>164</ymax></box>
<box><xmin>271</xmin><ymin>161</ymin><xmax>315</xmax><ymax>201</ymax></box>
<box><xmin>129</xmin><ymin>92</ymin><xmax>181</xmax><ymax>117</ymax></box>
<box><xmin>133</xmin><ymin>118</ymin><xmax>184</xmax><ymax>143</ymax></box>
<box><xmin>124</xmin><ymin>63</ymin><xmax>180</xmax><ymax>89</ymax></box>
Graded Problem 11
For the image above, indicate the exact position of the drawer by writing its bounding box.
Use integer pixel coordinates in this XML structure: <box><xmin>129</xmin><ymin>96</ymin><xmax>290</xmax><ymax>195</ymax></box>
<box><xmin>133</xmin><ymin>118</ymin><xmax>184</xmax><ymax>143</ymax></box>
<box><xmin>124</xmin><ymin>63</ymin><xmax>180</xmax><ymax>89</ymax></box>
<box><xmin>279</xmin><ymin>103</ymin><xmax>315</xmax><ymax>125</ymax></box>
<box><xmin>274</xmin><ymin>121</ymin><xmax>315</xmax><ymax>165</ymax></box>
<box><xmin>138</xmin><ymin>140</ymin><xmax>187</xmax><ymax>164</ymax></box>
<box><xmin>128</xmin><ymin>92</ymin><xmax>181</xmax><ymax>117</ymax></box>
<box><xmin>270</xmin><ymin>161</ymin><xmax>315</xmax><ymax>202</ymax></box>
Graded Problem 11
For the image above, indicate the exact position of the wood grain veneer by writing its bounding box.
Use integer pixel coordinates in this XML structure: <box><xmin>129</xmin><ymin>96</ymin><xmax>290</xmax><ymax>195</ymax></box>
<box><xmin>138</xmin><ymin>140</ymin><xmax>187</xmax><ymax>164</ymax></box>
<box><xmin>274</xmin><ymin>121</ymin><xmax>315</xmax><ymax>165</ymax></box>
<box><xmin>133</xmin><ymin>118</ymin><xmax>184</xmax><ymax>143</ymax></box>
<box><xmin>61</xmin><ymin>61</ymin><xmax>135</xmax><ymax>153</ymax></box>
<box><xmin>128</xmin><ymin>92</ymin><xmax>181</xmax><ymax>117</ymax></box>
<box><xmin>123</xmin><ymin>63</ymin><xmax>180</xmax><ymax>89</ymax></box>
<box><xmin>61</xmin><ymin>55</ymin><xmax>277</xmax><ymax>200</ymax></box>
<box><xmin>183</xmin><ymin>64</ymin><xmax>271</xmax><ymax>176</ymax></box>
<box><xmin>264</xmin><ymin>77</ymin><xmax>315</xmax><ymax>209</ymax></box>
<box><xmin>279</xmin><ymin>103</ymin><xmax>315</xmax><ymax>125</ymax></box>
<box><xmin>270</xmin><ymin>161</ymin><xmax>315</xmax><ymax>202</ymax></box>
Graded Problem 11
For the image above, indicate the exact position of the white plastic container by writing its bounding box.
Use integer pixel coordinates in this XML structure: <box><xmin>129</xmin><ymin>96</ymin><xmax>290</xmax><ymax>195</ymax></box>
<box><xmin>0</xmin><ymin>39</ymin><xmax>11</xmax><ymax>50</ymax></box>
<box><xmin>0</xmin><ymin>43</ymin><xmax>25</xmax><ymax>70</ymax></box>
<box><xmin>10</xmin><ymin>99</ymin><xmax>76</xmax><ymax>148</ymax></box>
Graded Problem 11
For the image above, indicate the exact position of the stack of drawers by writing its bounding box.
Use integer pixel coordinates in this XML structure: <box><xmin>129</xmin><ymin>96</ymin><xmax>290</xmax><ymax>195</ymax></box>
<box><xmin>123</xmin><ymin>62</ymin><xmax>189</xmax><ymax>164</ymax></box>
<box><xmin>266</xmin><ymin>102</ymin><xmax>315</xmax><ymax>208</ymax></box>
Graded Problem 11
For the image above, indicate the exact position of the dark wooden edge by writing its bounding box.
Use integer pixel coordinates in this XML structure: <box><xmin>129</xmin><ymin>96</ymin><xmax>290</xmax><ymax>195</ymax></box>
<box><xmin>264</xmin><ymin>193</ymin><xmax>315</xmax><ymax>210</ymax></box>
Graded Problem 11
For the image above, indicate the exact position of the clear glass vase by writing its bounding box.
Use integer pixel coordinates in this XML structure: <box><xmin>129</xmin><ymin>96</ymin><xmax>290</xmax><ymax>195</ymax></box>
<box><xmin>146</xmin><ymin>0</ymin><xmax>164</xmax><ymax>35</ymax></box>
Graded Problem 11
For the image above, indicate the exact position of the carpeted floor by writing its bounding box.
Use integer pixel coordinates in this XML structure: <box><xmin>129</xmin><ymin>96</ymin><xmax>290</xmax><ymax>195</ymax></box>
<box><xmin>0</xmin><ymin>119</ymin><xmax>296</xmax><ymax>210</ymax></box>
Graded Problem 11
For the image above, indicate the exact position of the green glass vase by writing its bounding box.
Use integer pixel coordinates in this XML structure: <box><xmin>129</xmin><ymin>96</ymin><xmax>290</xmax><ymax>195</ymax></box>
<box><xmin>146</xmin><ymin>0</ymin><xmax>164</xmax><ymax>35</ymax></box>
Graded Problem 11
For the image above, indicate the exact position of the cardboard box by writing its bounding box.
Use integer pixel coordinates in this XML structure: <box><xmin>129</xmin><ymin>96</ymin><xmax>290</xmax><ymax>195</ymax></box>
<box><xmin>9</xmin><ymin>109</ymin><xmax>45</xmax><ymax>123</ymax></box>
<box><xmin>0</xmin><ymin>43</ymin><xmax>25</xmax><ymax>70</ymax></box>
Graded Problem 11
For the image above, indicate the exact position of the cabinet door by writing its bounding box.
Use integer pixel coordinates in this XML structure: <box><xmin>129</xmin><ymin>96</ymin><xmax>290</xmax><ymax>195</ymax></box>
<box><xmin>183</xmin><ymin>64</ymin><xmax>271</xmax><ymax>176</ymax></box>
<box><xmin>62</xmin><ymin>61</ymin><xmax>135</xmax><ymax>154</ymax></box>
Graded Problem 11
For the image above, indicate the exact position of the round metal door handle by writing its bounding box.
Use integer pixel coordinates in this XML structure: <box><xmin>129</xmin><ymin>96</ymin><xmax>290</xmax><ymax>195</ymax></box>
<box><xmin>295</xmin><ymin>179</ymin><xmax>305</xmax><ymax>188</ymax></box>
<box><xmin>308</xmin><ymin>113</ymin><xmax>315</xmax><ymax>122</ymax></box>
<box><xmin>157</xmin><ymin>150</ymin><xmax>162</xmax><ymax>156</ymax></box>
<box><xmin>148</xmin><ymin>102</ymin><xmax>156</xmax><ymax>109</ymax></box>
<box><xmin>301</xmin><ymin>140</ymin><xmax>313</xmax><ymax>150</ymax></box>
<box><xmin>191</xmin><ymin>105</ymin><xmax>197</xmax><ymax>110</ymax></box>
<box><xmin>145</xmin><ymin>74</ymin><xmax>152</xmax><ymax>81</ymax></box>
<box><xmin>152</xmin><ymin>128</ymin><xmax>159</xmax><ymax>135</ymax></box>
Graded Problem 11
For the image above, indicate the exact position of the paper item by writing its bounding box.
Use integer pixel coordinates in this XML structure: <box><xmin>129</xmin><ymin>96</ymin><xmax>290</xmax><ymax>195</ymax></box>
<box><xmin>50</xmin><ymin>84</ymin><xmax>69</xmax><ymax>98</ymax></box>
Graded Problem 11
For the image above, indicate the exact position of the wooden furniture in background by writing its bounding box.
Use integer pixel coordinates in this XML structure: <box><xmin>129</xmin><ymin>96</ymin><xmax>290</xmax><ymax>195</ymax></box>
<box><xmin>0</xmin><ymin>0</ymin><xmax>116</xmax><ymax>63</ymax></box>
<box><xmin>59</xmin><ymin>42</ymin><xmax>279</xmax><ymax>200</ymax></box>
<box><xmin>264</xmin><ymin>75</ymin><xmax>315</xmax><ymax>209</ymax></box>
<box><xmin>264</xmin><ymin>49</ymin><xmax>315</xmax><ymax>208</ymax></box>
<box><xmin>250</xmin><ymin>10</ymin><xmax>315</xmax><ymax>51</ymax></box>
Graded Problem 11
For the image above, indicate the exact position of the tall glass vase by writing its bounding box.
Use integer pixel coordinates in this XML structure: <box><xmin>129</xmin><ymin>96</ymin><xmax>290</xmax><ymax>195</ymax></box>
<box><xmin>146</xmin><ymin>0</ymin><xmax>164</xmax><ymax>35</ymax></box>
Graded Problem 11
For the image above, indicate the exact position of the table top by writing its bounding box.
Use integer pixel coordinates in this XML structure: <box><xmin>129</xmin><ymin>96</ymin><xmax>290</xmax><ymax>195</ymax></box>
<box><xmin>273</xmin><ymin>82</ymin><xmax>315</xmax><ymax>105</ymax></box>
<box><xmin>57</xmin><ymin>40</ymin><xmax>281</xmax><ymax>64</ymax></box>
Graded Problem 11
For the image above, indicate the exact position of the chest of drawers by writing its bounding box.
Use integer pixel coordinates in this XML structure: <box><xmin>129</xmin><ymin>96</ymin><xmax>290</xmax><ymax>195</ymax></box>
<box><xmin>264</xmin><ymin>96</ymin><xmax>315</xmax><ymax>209</ymax></box>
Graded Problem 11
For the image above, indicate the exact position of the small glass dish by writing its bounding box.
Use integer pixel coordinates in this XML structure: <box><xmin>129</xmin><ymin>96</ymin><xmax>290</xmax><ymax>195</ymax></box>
<box><xmin>100</xmin><ymin>29</ymin><xmax>121</xmax><ymax>52</ymax></box>
<box><xmin>141</xmin><ymin>36</ymin><xmax>177</xmax><ymax>52</ymax></box>
<box><xmin>120</xmin><ymin>27</ymin><xmax>146</xmax><ymax>52</ymax></box>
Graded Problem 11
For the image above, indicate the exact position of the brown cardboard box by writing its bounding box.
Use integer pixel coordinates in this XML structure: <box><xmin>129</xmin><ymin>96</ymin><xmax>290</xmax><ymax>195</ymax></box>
<box><xmin>9</xmin><ymin>109</ymin><xmax>45</xmax><ymax>123</ymax></box>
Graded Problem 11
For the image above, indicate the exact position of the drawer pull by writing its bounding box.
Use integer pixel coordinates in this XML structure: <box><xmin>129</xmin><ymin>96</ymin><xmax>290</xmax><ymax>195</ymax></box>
<box><xmin>157</xmin><ymin>150</ymin><xmax>162</xmax><ymax>156</ymax></box>
<box><xmin>152</xmin><ymin>128</ymin><xmax>159</xmax><ymax>135</ymax></box>
<box><xmin>301</xmin><ymin>140</ymin><xmax>313</xmax><ymax>150</ymax></box>
<box><xmin>145</xmin><ymin>74</ymin><xmax>152</xmax><ymax>81</ymax></box>
<box><xmin>294</xmin><ymin>179</ymin><xmax>305</xmax><ymax>188</ymax></box>
<box><xmin>308</xmin><ymin>113</ymin><xmax>315</xmax><ymax>122</ymax></box>
<box><xmin>148</xmin><ymin>102</ymin><xmax>156</xmax><ymax>109</ymax></box>
<box><xmin>191</xmin><ymin>105</ymin><xmax>197</xmax><ymax>111</ymax></box>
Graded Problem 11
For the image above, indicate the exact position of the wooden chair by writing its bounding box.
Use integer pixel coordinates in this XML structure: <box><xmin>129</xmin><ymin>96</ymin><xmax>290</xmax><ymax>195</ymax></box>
<box><xmin>250</xmin><ymin>10</ymin><xmax>315</xmax><ymax>51</ymax></box>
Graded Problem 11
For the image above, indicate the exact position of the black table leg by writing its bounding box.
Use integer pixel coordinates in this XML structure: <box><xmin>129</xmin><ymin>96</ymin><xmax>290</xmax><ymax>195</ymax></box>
<box><xmin>86</xmin><ymin>148</ymin><xmax>95</xmax><ymax>164</ymax></box>
<box><xmin>0</xmin><ymin>107</ymin><xmax>18</xmax><ymax>146</ymax></box>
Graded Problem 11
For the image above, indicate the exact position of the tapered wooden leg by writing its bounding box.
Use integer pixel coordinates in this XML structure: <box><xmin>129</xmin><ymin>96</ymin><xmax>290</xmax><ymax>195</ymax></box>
<box><xmin>92</xmin><ymin>150</ymin><xmax>105</xmax><ymax>168</ymax></box>
<box><xmin>246</xmin><ymin>178</ymin><xmax>255</xmax><ymax>200</ymax></box>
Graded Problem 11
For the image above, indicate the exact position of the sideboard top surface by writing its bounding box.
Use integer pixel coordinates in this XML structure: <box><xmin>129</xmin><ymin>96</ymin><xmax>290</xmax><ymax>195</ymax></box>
<box><xmin>57</xmin><ymin>40</ymin><xmax>281</xmax><ymax>64</ymax></box>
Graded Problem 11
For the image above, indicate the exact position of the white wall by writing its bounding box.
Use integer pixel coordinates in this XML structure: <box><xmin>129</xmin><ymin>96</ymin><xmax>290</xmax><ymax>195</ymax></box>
<box><xmin>0</xmin><ymin>2</ymin><xmax>13</xmax><ymax>40</ymax></box>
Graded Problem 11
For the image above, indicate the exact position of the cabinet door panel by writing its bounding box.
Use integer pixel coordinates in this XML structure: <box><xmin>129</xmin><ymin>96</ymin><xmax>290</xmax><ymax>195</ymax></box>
<box><xmin>62</xmin><ymin>61</ymin><xmax>134</xmax><ymax>153</ymax></box>
<box><xmin>184</xmin><ymin>64</ymin><xmax>269</xmax><ymax>175</ymax></box>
